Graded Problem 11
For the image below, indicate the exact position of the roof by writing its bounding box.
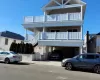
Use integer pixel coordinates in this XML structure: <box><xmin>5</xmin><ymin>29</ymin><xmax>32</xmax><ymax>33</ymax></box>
<box><xmin>42</xmin><ymin>0</ymin><xmax>86</xmax><ymax>10</ymax></box>
<box><xmin>0</xmin><ymin>31</ymin><xmax>24</xmax><ymax>40</ymax></box>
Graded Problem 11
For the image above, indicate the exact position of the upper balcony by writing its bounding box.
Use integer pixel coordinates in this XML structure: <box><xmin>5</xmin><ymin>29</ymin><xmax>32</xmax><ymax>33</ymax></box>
<box><xmin>23</xmin><ymin>12</ymin><xmax>83</xmax><ymax>28</ymax></box>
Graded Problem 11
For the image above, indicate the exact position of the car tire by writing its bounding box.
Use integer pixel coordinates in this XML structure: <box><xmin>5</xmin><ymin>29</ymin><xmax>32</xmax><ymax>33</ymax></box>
<box><xmin>65</xmin><ymin>62</ymin><xmax>73</xmax><ymax>70</ymax></box>
<box><xmin>5</xmin><ymin>58</ymin><xmax>10</xmax><ymax>64</ymax></box>
<box><xmin>94</xmin><ymin>65</ymin><xmax>100</xmax><ymax>74</ymax></box>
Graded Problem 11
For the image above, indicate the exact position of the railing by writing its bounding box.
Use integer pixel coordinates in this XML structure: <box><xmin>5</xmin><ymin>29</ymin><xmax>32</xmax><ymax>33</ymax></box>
<box><xmin>39</xmin><ymin>32</ymin><xmax>82</xmax><ymax>40</ymax></box>
<box><xmin>27</xmin><ymin>34</ymin><xmax>39</xmax><ymax>45</ymax></box>
<box><xmin>24</xmin><ymin>12</ymin><xmax>81</xmax><ymax>23</ymax></box>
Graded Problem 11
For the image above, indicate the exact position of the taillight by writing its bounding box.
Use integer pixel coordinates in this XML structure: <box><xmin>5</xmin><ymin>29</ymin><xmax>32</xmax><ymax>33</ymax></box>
<box><xmin>13</xmin><ymin>56</ymin><xmax>17</xmax><ymax>58</ymax></box>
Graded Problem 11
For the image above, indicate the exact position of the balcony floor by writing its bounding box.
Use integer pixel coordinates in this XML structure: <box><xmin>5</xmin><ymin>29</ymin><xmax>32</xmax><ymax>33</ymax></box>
<box><xmin>38</xmin><ymin>40</ymin><xmax>83</xmax><ymax>47</ymax></box>
<box><xmin>23</xmin><ymin>20</ymin><xmax>83</xmax><ymax>28</ymax></box>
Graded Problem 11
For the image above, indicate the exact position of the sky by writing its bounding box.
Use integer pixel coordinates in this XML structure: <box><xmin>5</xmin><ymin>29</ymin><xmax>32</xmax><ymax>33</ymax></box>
<box><xmin>0</xmin><ymin>0</ymin><xmax>100</xmax><ymax>36</ymax></box>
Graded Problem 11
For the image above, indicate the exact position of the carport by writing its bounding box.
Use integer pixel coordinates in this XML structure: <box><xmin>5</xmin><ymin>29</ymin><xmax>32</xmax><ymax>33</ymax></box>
<box><xmin>48</xmin><ymin>46</ymin><xmax>80</xmax><ymax>60</ymax></box>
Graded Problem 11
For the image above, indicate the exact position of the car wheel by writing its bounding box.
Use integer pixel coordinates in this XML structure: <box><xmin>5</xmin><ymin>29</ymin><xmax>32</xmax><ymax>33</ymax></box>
<box><xmin>65</xmin><ymin>63</ymin><xmax>73</xmax><ymax>70</ymax></box>
<box><xmin>94</xmin><ymin>65</ymin><xmax>100</xmax><ymax>74</ymax></box>
<box><xmin>5</xmin><ymin>58</ymin><xmax>10</xmax><ymax>64</ymax></box>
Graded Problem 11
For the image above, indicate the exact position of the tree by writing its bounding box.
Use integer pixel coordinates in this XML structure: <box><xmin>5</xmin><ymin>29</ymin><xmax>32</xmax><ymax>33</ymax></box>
<box><xmin>10</xmin><ymin>42</ymin><xmax>14</xmax><ymax>51</ymax></box>
<box><xmin>10</xmin><ymin>42</ymin><xmax>16</xmax><ymax>52</ymax></box>
<box><xmin>29</xmin><ymin>44</ymin><xmax>34</xmax><ymax>54</ymax></box>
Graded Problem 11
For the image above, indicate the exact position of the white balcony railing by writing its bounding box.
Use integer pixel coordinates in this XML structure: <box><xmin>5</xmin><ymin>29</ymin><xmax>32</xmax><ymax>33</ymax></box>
<box><xmin>24</xmin><ymin>13</ymin><xmax>81</xmax><ymax>23</ymax></box>
<box><xmin>39</xmin><ymin>32</ymin><xmax>82</xmax><ymax>40</ymax></box>
<box><xmin>26</xmin><ymin>32</ymin><xmax>82</xmax><ymax>44</ymax></box>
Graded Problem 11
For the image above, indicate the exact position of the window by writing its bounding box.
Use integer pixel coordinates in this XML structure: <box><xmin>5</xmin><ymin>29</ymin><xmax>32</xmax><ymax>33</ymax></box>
<box><xmin>73</xmin><ymin>29</ymin><xmax>78</xmax><ymax>32</ymax></box>
<box><xmin>13</xmin><ymin>40</ymin><xmax>16</xmax><ymax>43</ymax></box>
<box><xmin>67</xmin><ymin>29</ymin><xmax>78</xmax><ymax>32</ymax></box>
<box><xmin>5</xmin><ymin>38</ymin><xmax>8</xmax><ymax>45</ymax></box>
<box><xmin>51</xmin><ymin>30</ymin><xmax>60</xmax><ymax>32</ymax></box>
<box><xmin>68</xmin><ymin>29</ymin><xmax>73</xmax><ymax>32</ymax></box>
<box><xmin>85</xmin><ymin>55</ymin><xmax>95</xmax><ymax>59</ymax></box>
<box><xmin>79</xmin><ymin>54</ymin><xmax>86</xmax><ymax>59</ymax></box>
<box><xmin>0</xmin><ymin>52</ymin><xmax>9</xmax><ymax>55</ymax></box>
<box><xmin>95</xmin><ymin>55</ymin><xmax>99</xmax><ymax>59</ymax></box>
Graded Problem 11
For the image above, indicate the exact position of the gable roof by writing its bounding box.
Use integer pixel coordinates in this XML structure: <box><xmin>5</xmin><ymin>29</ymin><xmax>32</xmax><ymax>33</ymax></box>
<box><xmin>0</xmin><ymin>31</ymin><xmax>24</xmax><ymax>40</ymax></box>
<box><xmin>42</xmin><ymin>0</ymin><xmax>86</xmax><ymax>10</ymax></box>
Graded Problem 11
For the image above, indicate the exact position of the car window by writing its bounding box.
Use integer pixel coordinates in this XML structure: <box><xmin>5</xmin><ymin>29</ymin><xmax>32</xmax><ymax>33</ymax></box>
<box><xmin>79</xmin><ymin>54</ymin><xmax>86</xmax><ymax>59</ymax></box>
<box><xmin>0</xmin><ymin>52</ymin><xmax>9</xmax><ymax>55</ymax></box>
<box><xmin>10</xmin><ymin>51</ymin><xmax>17</xmax><ymax>54</ymax></box>
<box><xmin>85</xmin><ymin>55</ymin><xmax>95</xmax><ymax>59</ymax></box>
<box><xmin>0</xmin><ymin>52</ymin><xmax>4</xmax><ymax>54</ymax></box>
<box><xmin>95</xmin><ymin>55</ymin><xmax>99</xmax><ymax>59</ymax></box>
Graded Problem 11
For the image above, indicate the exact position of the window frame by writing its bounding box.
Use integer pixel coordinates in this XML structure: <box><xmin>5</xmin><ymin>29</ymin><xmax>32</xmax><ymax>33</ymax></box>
<box><xmin>5</xmin><ymin>38</ymin><xmax>8</xmax><ymax>45</ymax></box>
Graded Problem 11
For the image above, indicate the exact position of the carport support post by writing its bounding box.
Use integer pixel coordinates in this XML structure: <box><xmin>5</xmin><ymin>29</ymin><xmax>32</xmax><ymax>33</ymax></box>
<box><xmin>25</xmin><ymin>29</ymin><xmax>28</xmax><ymax>41</ymax></box>
<box><xmin>80</xmin><ymin>46</ymin><xmax>82</xmax><ymax>54</ymax></box>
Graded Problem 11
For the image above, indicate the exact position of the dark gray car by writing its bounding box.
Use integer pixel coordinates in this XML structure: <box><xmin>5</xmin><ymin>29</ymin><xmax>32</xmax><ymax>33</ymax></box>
<box><xmin>63</xmin><ymin>53</ymin><xmax>100</xmax><ymax>74</ymax></box>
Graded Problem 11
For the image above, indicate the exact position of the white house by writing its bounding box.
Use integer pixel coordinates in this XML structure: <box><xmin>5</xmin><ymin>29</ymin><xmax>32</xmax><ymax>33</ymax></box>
<box><xmin>22</xmin><ymin>0</ymin><xmax>86</xmax><ymax>60</ymax></box>
<box><xmin>0</xmin><ymin>31</ymin><xmax>24</xmax><ymax>51</ymax></box>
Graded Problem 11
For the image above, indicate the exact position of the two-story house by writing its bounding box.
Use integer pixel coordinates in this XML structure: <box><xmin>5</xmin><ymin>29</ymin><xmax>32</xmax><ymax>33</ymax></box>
<box><xmin>22</xmin><ymin>0</ymin><xmax>86</xmax><ymax>60</ymax></box>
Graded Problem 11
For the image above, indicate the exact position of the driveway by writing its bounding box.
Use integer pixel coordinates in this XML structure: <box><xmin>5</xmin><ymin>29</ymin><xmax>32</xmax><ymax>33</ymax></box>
<box><xmin>0</xmin><ymin>62</ymin><xmax>100</xmax><ymax>80</ymax></box>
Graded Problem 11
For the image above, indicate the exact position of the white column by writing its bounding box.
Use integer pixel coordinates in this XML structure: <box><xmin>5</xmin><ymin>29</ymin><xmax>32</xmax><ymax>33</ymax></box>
<box><xmin>44</xmin><ymin>12</ymin><xmax>47</xmax><ymax>22</ymax></box>
<box><xmin>43</xmin><ymin>27</ymin><xmax>46</xmax><ymax>32</ymax></box>
<box><xmin>81</xmin><ymin>25</ymin><xmax>83</xmax><ymax>39</ymax></box>
<box><xmin>81</xmin><ymin>6</ymin><xmax>83</xmax><ymax>40</ymax></box>
<box><xmin>80</xmin><ymin>46</ymin><xmax>83</xmax><ymax>54</ymax></box>
<box><xmin>25</xmin><ymin>29</ymin><xmax>28</xmax><ymax>41</ymax></box>
<box><xmin>81</xmin><ymin>5</ymin><xmax>83</xmax><ymax>20</ymax></box>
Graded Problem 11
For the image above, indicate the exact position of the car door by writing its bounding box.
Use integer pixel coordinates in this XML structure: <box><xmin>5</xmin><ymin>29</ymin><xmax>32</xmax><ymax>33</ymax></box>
<box><xmin>0</xmin><ymin>52</ymin><xmax>9</xmax><ymax>61</ymax></box>
<box><xmin>73</xmin><ymin>54</ymin><xmax>86</xmax><ymax>68</ymax></box>
<box><xmin>82</xmin><ymin>54</ymin><xmax>98</xmax><ymax>69</ymax></box>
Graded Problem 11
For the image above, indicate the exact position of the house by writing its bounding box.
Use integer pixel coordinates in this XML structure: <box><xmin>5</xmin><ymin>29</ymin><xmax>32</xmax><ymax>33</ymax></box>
<box><xmin>84</xmin><ymin>31</ymin><xmax>100</xmax><ymax>53</ymax></box>
<box><xmin>22</xmin><ymin>0</ymin><xmax>86</xmax><ymax>60</ymax></box>
<box><xmin>0</xmin><ymin>31</ymin><xmax>24</xmax><ymax>51</ymax></box>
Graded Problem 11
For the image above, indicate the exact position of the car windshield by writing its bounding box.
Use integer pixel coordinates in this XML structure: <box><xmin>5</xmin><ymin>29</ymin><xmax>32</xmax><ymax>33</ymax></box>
<box><xmin>73</xmin><ymin>55</ymin><xmax>79</xmax><ymax>58</ymax></box>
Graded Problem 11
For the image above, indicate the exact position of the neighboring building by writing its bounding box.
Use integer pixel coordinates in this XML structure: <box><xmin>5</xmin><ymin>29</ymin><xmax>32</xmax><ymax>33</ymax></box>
<box><xmin>84</xmin><ymin>32</ymin><xmax>100</xmax><ymax>53</ymax></box>
<box><xmin>0</xmin><ymin>31</ymin><xmax>24</xmax><ymax>51</ymax></box>
<box><xmin>22</xmin><ymin>0</ymin><xmax>86</xmax><ymax>60</ymax></box>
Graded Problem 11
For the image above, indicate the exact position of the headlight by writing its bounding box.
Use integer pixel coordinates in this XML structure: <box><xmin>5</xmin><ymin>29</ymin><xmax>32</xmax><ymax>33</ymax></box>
<box><xmin>62</xmin><ymin>59</ymin><xmax>67</xmax><ymax>62</ymax></box>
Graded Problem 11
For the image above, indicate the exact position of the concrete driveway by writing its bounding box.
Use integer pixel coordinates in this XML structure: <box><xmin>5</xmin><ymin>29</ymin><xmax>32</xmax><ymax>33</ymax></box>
<box><xmin>0</xmin><ymin>62</ymin><xmax>100</xmax><ymax>80</ymax></box>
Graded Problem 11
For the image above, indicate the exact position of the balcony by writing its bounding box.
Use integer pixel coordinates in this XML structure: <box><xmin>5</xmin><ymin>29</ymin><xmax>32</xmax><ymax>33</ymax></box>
<box><xmin>26</xmin><ymin>32</ymin><xmax>82</xmax><ymax>46</ymax></box>
<box><xmin>23</xmin><ymin>13</ymin><xmax>83</xmax><ymax>28</ymax></box>
<box><xmin>24</xmin><ymin>13</ymin><xmax>81</xmax><ymax>23</ymax></box>
<box><xmin>39</xmin><ymin>32</ymin><xmax>82</xmax><ymax>40</ymax></box>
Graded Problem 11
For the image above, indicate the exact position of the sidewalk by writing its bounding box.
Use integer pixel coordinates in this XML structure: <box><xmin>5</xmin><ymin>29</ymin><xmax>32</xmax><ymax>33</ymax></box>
<box><xmin>22</xmin><ymin>60</ymin><xmax>61</xmax><ymax>67</ymax></box>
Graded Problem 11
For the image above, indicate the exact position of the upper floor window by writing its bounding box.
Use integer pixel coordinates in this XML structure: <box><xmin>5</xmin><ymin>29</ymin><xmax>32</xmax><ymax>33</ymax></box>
<box><xmin>51</xmin><ymin>30</ymin><xmax>60</xmax><ymax>32</ymax></box>
<box><xmin>67</xmin><ymin>29</ymin><xmax>78</xmax><ymax>32</ymax></box>
<box><xmin>5</xmin><ymin>38</ymin><xmax>8</xmax><ymax>45</ymax></box>
<box><xmin>13</xmin><ymin>40</ymin><xmax>16</xmax><ymax>43</ymax></box>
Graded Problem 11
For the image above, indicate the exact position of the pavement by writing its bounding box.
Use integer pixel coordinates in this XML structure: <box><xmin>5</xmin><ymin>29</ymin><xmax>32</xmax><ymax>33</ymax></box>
<box><xmin>0</xmin><ymin>62</ymin><xmax>100</xmax><ymax>80</ymax></box>
<box><xmin>22</xmin><ymin>60</ymin><xmax>61</xmax><ymax>67</ymax></box>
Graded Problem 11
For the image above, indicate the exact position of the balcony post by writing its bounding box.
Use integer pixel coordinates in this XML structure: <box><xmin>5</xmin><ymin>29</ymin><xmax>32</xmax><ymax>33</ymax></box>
<box><xmin>44</xmin><ymin>12</ymin><xmax>47</xmax><ymax>22</ymax></box>
<box><xmin>25</xmin><ymin>29</ymin><xmax>28</xmax><ymax>41</ymax></box>
<box><xmin>81</xmin><ymin>5</ymin><xmax>83</xmax><ymax>20</ymax></box>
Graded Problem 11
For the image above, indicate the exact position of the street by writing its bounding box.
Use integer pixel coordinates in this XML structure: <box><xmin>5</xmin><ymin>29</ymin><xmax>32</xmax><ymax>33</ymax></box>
<box><xmin>0</xmin><ymin>62</ymin><xmax>100</xmax><ymax>80</ymax></box>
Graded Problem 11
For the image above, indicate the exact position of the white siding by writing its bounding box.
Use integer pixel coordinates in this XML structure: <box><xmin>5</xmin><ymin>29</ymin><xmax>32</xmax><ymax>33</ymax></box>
<box><xmin>0</xmin><ymin>37</ymin><xmax>23</xmax><ymax>51</ymax></box>
<box><xmin>96</xmin><ymin>36</ymin><xmax>100</xmax><ymax>46</ymax></box>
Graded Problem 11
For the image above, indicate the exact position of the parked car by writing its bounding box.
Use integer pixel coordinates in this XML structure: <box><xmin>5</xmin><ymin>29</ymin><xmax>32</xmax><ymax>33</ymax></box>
<box><xmin>0</xmin><ymin>51</ymin><xmax>22</xmax><ymax>64</ymax></box>
<box><xmin>48</xmin><ymin>50</ymin><xmax>63</xmax><ymax>61</ymax></box>
<box><xmin>62</xmin><ymin>53</ymin><xmax>100</xmax><ymax>74</ymax></box>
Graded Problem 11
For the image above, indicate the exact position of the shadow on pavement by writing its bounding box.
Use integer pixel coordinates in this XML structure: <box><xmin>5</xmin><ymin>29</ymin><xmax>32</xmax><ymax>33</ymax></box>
<box><xmin>0</xmin><ymin>61</ymin><xmax>31</xmax><ymax>65</ymax></box>
<box><xmin>65</xmin><ymin>68</ymin><xmax>94</xmax><ymax>74</ymax></box>
<box><xmin>10</xmin><ymin>62</ymin><xmax>31</xmax><ymax>65</ymax></box>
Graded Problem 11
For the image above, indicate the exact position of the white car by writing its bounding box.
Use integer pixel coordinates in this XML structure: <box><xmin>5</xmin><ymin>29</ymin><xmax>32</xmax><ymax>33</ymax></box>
<box><xmin>0</xmin><ymin>51</ymin><xmax>22</xmax><ymax>64</ymax></box>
